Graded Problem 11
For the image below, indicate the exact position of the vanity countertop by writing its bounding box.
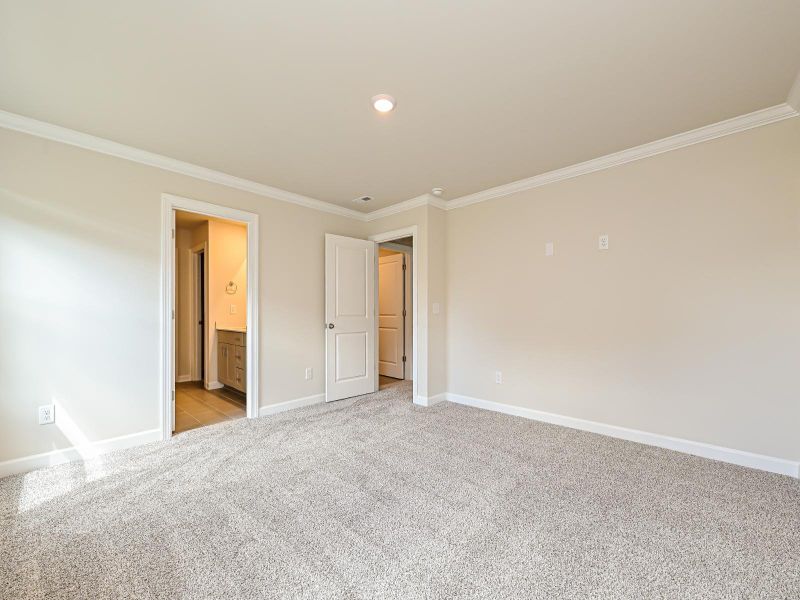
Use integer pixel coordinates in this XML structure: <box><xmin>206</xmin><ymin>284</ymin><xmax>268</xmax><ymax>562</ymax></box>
<box><xmin>216</xmin><ymin>326</ymin><xmax>247</xmax><ymax>333</ymax></box>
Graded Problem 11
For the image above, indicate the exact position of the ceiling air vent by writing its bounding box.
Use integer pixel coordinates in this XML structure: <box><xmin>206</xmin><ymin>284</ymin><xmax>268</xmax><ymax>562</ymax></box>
<box><xmin>353</xmin><ymin>196</ymin><xmax>372</xmax><ymax>204</ymax></box>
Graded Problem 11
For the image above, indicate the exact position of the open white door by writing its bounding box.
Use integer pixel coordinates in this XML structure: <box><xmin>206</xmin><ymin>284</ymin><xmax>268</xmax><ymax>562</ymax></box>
<box><xmin>378</xmin><ymin>253</ymin><xmax>405</xmax><ymax>379</ymax></box>
<box><xmin>325</xmin><ymin>234</ymin><xmax>376</xmax><ymax>402</ymax></box>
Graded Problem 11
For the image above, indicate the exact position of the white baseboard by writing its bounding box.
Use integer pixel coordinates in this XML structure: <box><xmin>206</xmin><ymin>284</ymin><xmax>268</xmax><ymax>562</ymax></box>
<box><xmin>446</xmin><ymin>393</ymin><xmax>800</xmax><ymax>479</ymax></box>
<box><xmin>206</xmin><ymin>380</ymin><xmax>223</xmax><ymax>390</ymax></box>
<box><xmin>0</xmin><ymin>428</ymin><xmax>162</xmax><ymax>479</ymax></box>
<box><xmin>414</xmin><ymin>393</ymin><xmax>447</xmax><ymax>407</ymax></box>
<box><xmin>176</xmin><ymin>374</ymin><xmax>192</xmax><ymax>383</ymax></box>
<box><xmin>259</xmin><ymin>393</ymin><xmax>326</xmax><ymax>417</ymax></box>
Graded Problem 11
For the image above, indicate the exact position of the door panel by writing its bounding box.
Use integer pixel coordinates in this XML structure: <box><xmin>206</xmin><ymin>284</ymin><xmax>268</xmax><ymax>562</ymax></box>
<box><xmin>335</xmin><ymin>332</ymin><xmax>368</xmax><ymax>380</ymax></box>
<box><xmin>325</xmin><ymin>234</ymin><xmax>376</xmax><ymax>401</ymax></box>
<box><xmin>336</xmin><ymin>246</ymin><xmax>368</xmax><ymax>316</ymax></box>
<box><xmin>378</xmin><ymin>253</ymin><xmax>405</xmax><ymax>379</ymax></box>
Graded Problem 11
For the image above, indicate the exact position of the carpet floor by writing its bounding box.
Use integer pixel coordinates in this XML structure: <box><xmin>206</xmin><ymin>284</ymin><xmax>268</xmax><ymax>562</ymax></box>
<box><xmin>1</xmin><ymin>381</ymin><xmax>798</xmax><ymax>599</ymax></box>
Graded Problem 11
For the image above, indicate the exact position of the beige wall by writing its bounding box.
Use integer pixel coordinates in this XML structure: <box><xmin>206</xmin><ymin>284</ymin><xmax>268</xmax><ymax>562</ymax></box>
<box><xmin>207</xmin><ymin>219</ymin><xmax>247</xmax><ymax>385</ymax></box>
<box><xmin>1</xmin><ymin>114</ymin><xmax>798</xmax><ymax>467</ymax></box>
<box><xmin>446</xmin><ymin>117</ymin><xmax>800</xmax><ymax>461</ymax></box>
<box><xmin>0</xmin><ymin>127</ymin><xmax>362</xmax><ymax>463</ymax></box>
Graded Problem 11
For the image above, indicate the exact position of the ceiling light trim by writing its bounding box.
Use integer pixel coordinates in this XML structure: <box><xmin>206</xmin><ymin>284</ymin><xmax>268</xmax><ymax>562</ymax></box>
<box><xmin>0</xmin><ymin>109</ymin><xmax>367</xmax><ymax>221</ymax></box>
<box><xmin>444</xmin><ymin>103</ymin><xmax>798</xmax><ymax>211</ymax></box>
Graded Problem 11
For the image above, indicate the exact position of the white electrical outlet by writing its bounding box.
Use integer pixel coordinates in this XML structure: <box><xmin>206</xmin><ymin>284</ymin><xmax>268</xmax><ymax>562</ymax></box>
<box><xmin>599</xmin><ymin>234</ymin><xmax>609</xmax><ymax>250</ymax></box>
<box><xmin>305</xmin><ymin>367</ymin><xmax>313</xmax><ymax>380</ymax></box>
<box><xmin>230</xmin><ymin>304</ymin><xmax>237</xmax><ymax>314</ymax></box>
<box><xmin>495</xmin><ymin>371</ymin><xmax>503</xmax><ymax>384</ymax></box>
<box><xmin>545</xmin><ymin>242</ymin><xmax>554</xmax><ymax>257</ymax></box>
<box><xmin>38</xmin><ymin>404</ymin><xmax>55</xmax><ymax>425</ymax></box>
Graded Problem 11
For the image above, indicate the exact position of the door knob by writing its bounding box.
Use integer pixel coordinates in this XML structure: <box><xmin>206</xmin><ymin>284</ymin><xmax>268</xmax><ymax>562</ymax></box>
<box><xmin>327</xmin><ymin>323</ymin><xmax>335</xmax><ymax>329</ymax></box>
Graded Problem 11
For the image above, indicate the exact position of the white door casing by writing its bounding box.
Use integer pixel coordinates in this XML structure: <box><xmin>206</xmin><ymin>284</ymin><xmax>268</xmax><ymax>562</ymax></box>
<box><xmin>170</xmin><ymin>209</ymin><xmax>176</xmax><ymax>433</ymax></box>
<box><xmin>378</xmin><ymin>253</ymin><xmax>405</xmax><ymax>379</ymax></box>
<box><xmin>325</xmin><ymin>234</ymin><xmax>376</xmax><ymax>401</ymax></box>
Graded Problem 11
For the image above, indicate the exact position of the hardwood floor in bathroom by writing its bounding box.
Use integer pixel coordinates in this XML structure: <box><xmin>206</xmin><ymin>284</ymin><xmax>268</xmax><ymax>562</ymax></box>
<box><xmin>174</xmin><ymin>381</ymin><xmax>246</xmax><ymax>434</ymax></box>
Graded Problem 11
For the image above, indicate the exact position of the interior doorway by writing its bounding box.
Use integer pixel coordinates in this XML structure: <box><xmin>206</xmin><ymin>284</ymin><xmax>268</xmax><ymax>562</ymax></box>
<box><xmin>173</xmin><ymin>209</ymin><xmax>250</xmax><ymax>433</ymax></box>
<box><xmin>323</xmin><ymin>226</ymin><xmax>420</xmax><ymax>404</ymax></box>
<box><xmin>161</xmin><ymin>194</ymin><xmax>260</xmax><ymax>441</ymax></box>
<box><xmin>378</xmin><ymin>237</ymin><xmax>413</xmax><ymax>388</ymax></box>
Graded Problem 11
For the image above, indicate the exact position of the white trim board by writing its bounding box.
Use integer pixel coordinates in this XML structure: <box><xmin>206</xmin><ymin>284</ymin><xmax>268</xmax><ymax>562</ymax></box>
<box><xmin>444</xmin><ymin>103</ymin><xmax>799</xmax><ymax>210</ymax></box>
<box><xmin>2</xmin><ymin>104</ymin><xmax>796</xmax><ymax>223</ymax></box>
<box><xmin>369</xmin><ymin>226</ymin><xmax>421</xmax><ymax>404</ymax></box>
<box><xmin>259</xmin><ymin>393</ymin><xmax>326</xmax><ymax>417</ymax></box>
<box><xmin>0</xmin><ymin>109</ymin><xmax>364</xmax><ymax>221</ymax></box>
<box><xmin>445</xmin><ymin>393</ymin><xmax>800</xmax><ymax>479</ymax></box>
<box><xmin>413</xmin><ymin>393</ymin><xmax>447</xmax><ymax>407</ymax></box>
<box><xmin>0</xmin><ymin>429</ymin><xmax>161</xmax><ymax>479</ymax></box>
<box><xmin>364</xmin><ymin>193</ymin><xmax>446</xmax><ymax>222</ymax></box>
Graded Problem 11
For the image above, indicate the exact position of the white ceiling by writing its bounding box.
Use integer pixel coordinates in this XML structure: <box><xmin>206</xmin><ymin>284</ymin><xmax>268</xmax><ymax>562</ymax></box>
<box><xmin>2</xmin><ymin>1</ymin><xmax>799</xmax><ymax>212</ymax></box>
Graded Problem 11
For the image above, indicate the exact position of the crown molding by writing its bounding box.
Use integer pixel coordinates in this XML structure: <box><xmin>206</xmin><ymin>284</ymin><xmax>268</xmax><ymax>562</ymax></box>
<box><xmin>363</xmin><ymin>193</ymin><xmax>446</xmax><ymax>222</ymax></box>
<box><xmin>444</xmin><ymin>103</ymin><xmax>799</xmax><ymax>211</ymax></box>
<box><xmin>2</xmin><ymin>102</ymin><xmax>797</xmax><ymax>224</ymax></box>
<box><xmin>0</xmin><ymin>109</ymin><xmax>367</xmax><ymax>221</ymax></box>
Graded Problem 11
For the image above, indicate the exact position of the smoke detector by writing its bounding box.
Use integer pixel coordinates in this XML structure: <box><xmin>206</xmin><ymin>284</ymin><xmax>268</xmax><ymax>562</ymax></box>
<box><xmin>431</xmin><ymin>187</ymin><xmax>445</xmax><ymax>197</ymax></box>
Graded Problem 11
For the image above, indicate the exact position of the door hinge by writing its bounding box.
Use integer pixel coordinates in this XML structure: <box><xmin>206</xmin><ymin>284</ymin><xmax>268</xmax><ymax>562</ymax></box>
<box><xmin>402</xmin><ymin>355</ymin><xmax>406</xmax><ymax>362</ymax></box>
<box><xmin>172</xmin><ymin>228</ymin><xmax>175</xmax><ymax>239</ymax></box>
<box><xmin>172</xmin><ymin>309</ymin><xmax>175</xmax><ymax>319</ymax></box>
<box><xmin>402</xmin><ymin>263</ymin><xmax>406</xmax><ymax>271</ymax></box>
<box><xmin>402</xmin><ymin>309</ymin><xmax>406</xmax><ymax>317</ymax></box>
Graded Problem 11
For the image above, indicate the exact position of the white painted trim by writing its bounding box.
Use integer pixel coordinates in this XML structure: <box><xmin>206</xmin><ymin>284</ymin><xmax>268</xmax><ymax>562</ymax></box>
<box><xmin>445</xmin><ymin>103</ymin><xmax>799</xmax><ymax>210</ymax></box>
<box><xmin>788</xmin><ymin>71</ymin><xmax>800</xmax><ymax>112</ymax></box>
<box><xmin>446</xmin><ymin>393</ymin><xmax>800</xmax><ymax>478</ymax></box>
<box><xmin>2</xmin><ymin>105</ymin><xmax>796</xmax><ymax>223</ymax></box>
<box><xmin>369</xmin><ymin>226</ymin><xmax>420</xmax><ymax>404</ymax></box>
<box><xmin>0</xmin><ymin>429</ymin><xmax>161</xmax><ymax>479</ymax></box>
<box><xmin>206</xmin><ymin>381</ymin><xmax>224</xmax><ymax>391</ymax></box>
<box><xmin>364</xmin><ymin>193</ymin><xmax>446</xmax><ymax>222</ymax></box>
<box><xmin>0</xmin><ymin>109</ymin><xmax>365</xmax><ymax>221</ymax></box>
<box><xmin>176</xmin><ymin>374</ymin><xmax>192</xmax><ymax>383</ymax></box>
<box><xmin>161</xmin><ymin>194</ymin><xmax>260</xmax><ymax>442</ymax></box>
<box><xmin>413</xmin><ymin>393</ymin><xmax>446</xmax><ymax>407</ymax></box>
<box><xmin>259</xmin><ymin>393</ymin><xmax>326</xmax><ymax>417</ymax></box>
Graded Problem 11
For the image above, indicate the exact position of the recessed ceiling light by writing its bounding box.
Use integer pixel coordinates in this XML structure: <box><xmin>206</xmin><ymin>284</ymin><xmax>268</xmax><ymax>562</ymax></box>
<box><xmin>371</xmin><ymin>94</ymin><xmax>396</xmax><ymax>113</ymax></box>
<box><xmin>431</xmin><ymin>187</ymin><xmax>445</xmax><ymax>197</ymax></box>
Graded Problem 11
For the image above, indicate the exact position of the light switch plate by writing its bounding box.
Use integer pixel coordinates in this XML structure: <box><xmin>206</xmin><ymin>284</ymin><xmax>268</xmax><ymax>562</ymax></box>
<box><xmin>432</xmin><ymin>303</ymin><xmax>440</xmax><ymax>315</ymax></box>
<box><xmin>38</xmin><ymin>404</ymin><xmax>55</xmax><ymax>425</ymax></box>
<box><xmin>230</xmin><ymin>304</ymin><xmax>237</xmax><ymax>314</ymax></box>
<box><xmin>545</xmin><ymin>242</ymin><xmax>554</xmax><ymax>257</ymax></box>
<box><xmin>305</xmin><ymin>367</ymin><xmax>313</xmax><ymax>380</ymax></box>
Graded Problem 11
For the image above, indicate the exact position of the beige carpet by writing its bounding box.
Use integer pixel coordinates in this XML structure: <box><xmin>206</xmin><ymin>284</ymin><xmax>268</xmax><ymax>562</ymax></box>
<box><xmin>1</xmin><ymin>381</ymin><xmax>798</xmax><ymax>599</ymax></box>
